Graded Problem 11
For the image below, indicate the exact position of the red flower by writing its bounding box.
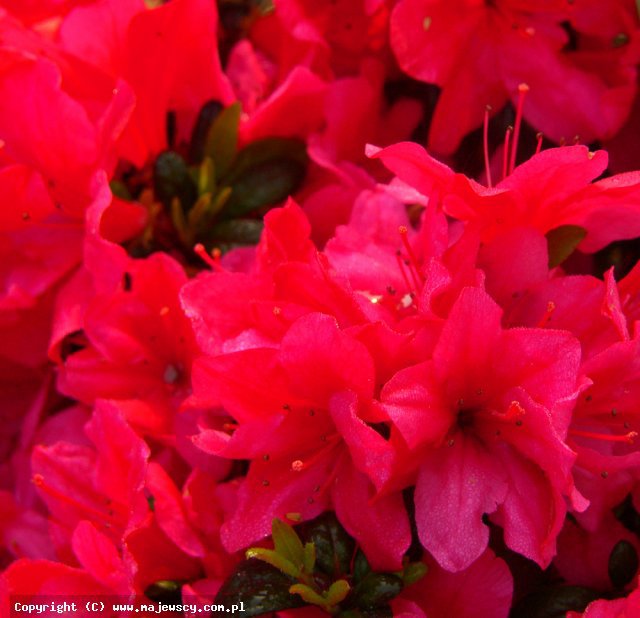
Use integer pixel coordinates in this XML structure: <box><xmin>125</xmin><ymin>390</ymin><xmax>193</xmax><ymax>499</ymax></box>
<box><xmin>191</xmin><ymin>313</ymin><xmax>410</xmax><ymax>570</ymax></box>
<box><xmin>392</xmin><ymin>548</ymin><xmax>513</xmax><ymax>618</ymax></box>
<box><xmin>391</xmin><ymin>0</ymin><xmax>639</xmax><ymax>154</ymax></box>
<box><xmin>370</xmin><ymin>142</ymin><xmax>640</xmax><ymax>252</ymax></box>
<box><xmin>381</xmin><ymin>287</ymin><xmax>583</xmax><ymax>570</ymax></box>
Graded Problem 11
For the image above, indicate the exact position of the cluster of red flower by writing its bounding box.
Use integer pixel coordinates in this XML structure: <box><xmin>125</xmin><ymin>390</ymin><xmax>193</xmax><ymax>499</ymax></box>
<box><xmin>2</xmin><ymin>1</ymin><xmax>640</xmax><ymax>616</ymax></box>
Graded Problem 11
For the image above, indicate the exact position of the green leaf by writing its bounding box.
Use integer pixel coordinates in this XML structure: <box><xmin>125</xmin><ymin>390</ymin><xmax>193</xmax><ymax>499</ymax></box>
<box><xmin>220</xmin><ymin>137</ymin><xmax>308</xmax><ymax>218</ymax></box>
<box><xmin>246</xmin><ymin>547</ymin><xmax>300</xmax><ymax>579</ymax></box>
<box><xmin>296</xmin><ymin>512</ymin><xmax>356</xmax><ymax>578</ymax></box>
<box><xmin>144</xmin><ymin>580</ymin><xmax>183</xmax><ymax>604</ymax></box>
<box><xmin>205</xmin><ymin>102</ymin><xmax>241</xmax><ymax>178</ymax></box>
<box><xmin>272</xmin><ymin>518</ymin><xmax>306</xmax><ymax>569</ymax></box>
<box><xmin>198</xmin><ymin>157</ymin><xmax>216</xmax><ymax>195</ymax></box>
<box><xmin>325</xmin><ymin>579</ymin><xmax>350</xmax><ymax>605</ymax></box>
<box><xmin>546</xmin><ymin>225</ymin><xmax>587</xmax><ymax>268</ymax></box>
<box><xmin>609</xmin><ymin>539</ymin><xmax>639</xmax><ymax>588</ymax></box>
<box><xmin>153</xmin><ymin>151</ymin><xmax>197</xmax><ymax>211</ymax></box>
<box><xmin>303</xmin><ymin>542</ymin><xmax>316</xmax><ymax>574</ymax></box>
<box><xmin>109</xmin><ymin>180</ymin><xmax>132</xmax><ymax>201</ymax></box>
<box><xmin>351</xmin><ymin>574</ymin><xmax>403</xmax><ymax>610</ymax></box>
<box><xmin>510</xmin><ymin>585</ymin><xmax>600</xmax><ymax>618</ymax></box>
<box><xmin>289</xmin><ymin>583</ymin><xmax>329</xmax><ymax>608</ymax></box>
<box><xmin>215</xmin><ymin>558</ymin><xmax>305</xmax><ymax>617</ymax></box>
<box><xmin>400</xmin><ymin>562</ymin><xmax>427</xmax><ymax>586</ymax></box>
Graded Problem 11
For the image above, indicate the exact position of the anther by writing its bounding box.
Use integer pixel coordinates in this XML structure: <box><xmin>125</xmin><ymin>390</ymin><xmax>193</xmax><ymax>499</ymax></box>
<box><xmin>194</xmin><ymin>243</ymin><xmax>224</xmax><ymax>271</ymax></box>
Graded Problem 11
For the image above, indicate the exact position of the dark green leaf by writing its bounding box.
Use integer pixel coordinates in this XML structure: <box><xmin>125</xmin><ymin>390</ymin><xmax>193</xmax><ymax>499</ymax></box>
<box><xmin>546</xmin><ymin>225</ymin><xmax>587</xmax><ymax>268</ymax></box>
<box><xmin>296</xmin><ymin>512</ymin><xmax>355</xmax><ymax>578</ymax></box>
<box><xmin>609</xmin><ymin>539</ymin><xmax>639</xmax><ymax>588</ymax></box>
<box><xmin>220</xmin><ymin>138</ymin><xmax>307</xmax><ymax>218</ymax></box>
<box><xmin>189</xmin><ymin>100</ymin><xmax>224</xmax><ymax>164</ymax></box>
<box><xmin>351</xmin><ymin>573</ymin><xmax>403</xmax><ymax>610</ymax></box>
<box><xmin>510</xmin><ymin>585</ymin><xmax>600</xmax><ymax>618</ymax></box>
<box><xmin>153</xmin><ymin>151</ymin><xmax>197</xmax><ymax>211</ymax></box>
<box><xmin>206</xmin><ymin>219</ymin><xmax>264</xmax><ymax>246</ymax></box>
<box><xmin>215</xmin><ymin>558</ymin><xmax>305</xmax><ymax>616</ymax></box>
<box><xmin>353</xmin><ymin>550</ymin><xmax>372</xmax><ymax>584</ymax></box>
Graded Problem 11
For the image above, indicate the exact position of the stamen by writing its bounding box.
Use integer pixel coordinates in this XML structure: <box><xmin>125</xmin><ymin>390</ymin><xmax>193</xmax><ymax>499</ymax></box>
<box><xmin>483</xmin><ymin>105</ymin><xmax>493</xmax><ymax>188</ymax></box>
<box><xmin>535</xmin><ymin>132</ymin><xmax>543</xmax><ymax>155</ymax></box>
<box><xmin>536</xmin><ymin>301</ymin><xmax>556</xmax><ymax>327</ymax></box>
<box><xmin>395</xmin><ymin>251</ymin><xmax>414</xmax><ymax>295</ymax></box>
<box><xmin>194</xmin><ymin>243</ymin><xmax>224</xmax><ymax>271</ymax></box>
<box><xmin>503</xmin><ymin>126</ymin><xmax>513</xmax><ymax>181</ymax></box>
<box><xmin>398</xmin><ymin>226</ymin><xmax>423</xmax><ymax>282</ymax></box>
<box><xmin>33</xmin><ymin>474</ymin><xmax>117</xmax><ymax>525</ymax></box>
<box><xmin>509</xmin><ymin>83</ymin><xmax>529</xmax><ymax>175</ymax></box>
<box><xmin>570</xmin><ymin>429</ymin><xmax>638</xmax><ymax>444</ymax></box>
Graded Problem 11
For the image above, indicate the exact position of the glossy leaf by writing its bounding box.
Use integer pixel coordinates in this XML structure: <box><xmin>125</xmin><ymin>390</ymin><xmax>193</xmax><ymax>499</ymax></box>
<box><xmin>608</xmin><ymin>539</ymin><xmax>639</xmax><ymax>588</ymax></box>
<box><xmin>220</xmin><ymin>138</ymin><xmax>307</xmax><ymax>218</ymax></box>
<box><xmin>511</xmin><ymin>585</ymin><xmax>600</xmax><ymax>617</ymax></box>
<box><xmin>351</xmin><ymin>573</ymin><xmax>403</xmax><ymax>610</ymax></box>
<box><xmin>153</xmin><ymin>150</ymin><xmax>197</xmax><ymax>210</ymax></box>
<box><xmin>297</xmin><ymin>512</ymin><xmax>356</xmax><ymax>578</ymax></box>
<box><xmin>215</xmin><ymin>558</ymin><xmax>305</xmax><ymax>616</ymax></box>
